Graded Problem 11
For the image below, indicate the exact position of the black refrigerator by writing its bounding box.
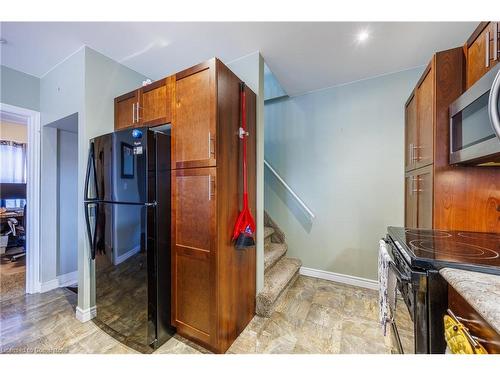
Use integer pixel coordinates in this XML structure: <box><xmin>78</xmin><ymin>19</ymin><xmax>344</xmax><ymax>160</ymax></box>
<box><xmin>84</xmin><ymin>126</ymin><xmax>174</xmax><ymax>353</ymax></box>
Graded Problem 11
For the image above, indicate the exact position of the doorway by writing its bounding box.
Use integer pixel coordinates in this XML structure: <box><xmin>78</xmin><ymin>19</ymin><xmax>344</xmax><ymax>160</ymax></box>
<box><xmin>0</xmin><ymin>103</ymin><xmax>41</xmax><ymax>299</ymax></box>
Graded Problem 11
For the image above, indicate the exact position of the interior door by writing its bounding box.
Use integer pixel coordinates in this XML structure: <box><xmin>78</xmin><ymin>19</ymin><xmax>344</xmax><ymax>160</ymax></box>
<box><xmin>173</xmin><ymin>61</ymin><xmax>216</xmax><ymax>169</ymax></box>
<box><xmin>171</xmin><ymin>167</ymin><xmax>216</xmax><ymax>348</ymax></box>
<box><xmin>416</xmin><ymin>67</ymin><xmax>434</xmax><ymax>168</ymax></box>
<box><xmin>115</xmin><ymin>90</ymin><xmax>139</xmax><ymax>130</ymax></box>
<box><xmin>405</xmin><ymin>94</ymin><xmax>417</xmax><ymax>171</ymax></box>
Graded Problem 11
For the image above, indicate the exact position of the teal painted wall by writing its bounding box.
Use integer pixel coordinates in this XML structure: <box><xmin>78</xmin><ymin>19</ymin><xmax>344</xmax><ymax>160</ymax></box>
<box><xmin>0</xmin><ymin>65</ymin><xmax>40</xmax><ymax>110</ymax></box>
<box><xmin>264</xmin><ymin>67</ymin><xmax>424</xmax><ymax>280</ymax></box>
<box><xmin>264</xmin><ymin>63</ymin><xmax>287</xmax><ymax>101</ymax></box>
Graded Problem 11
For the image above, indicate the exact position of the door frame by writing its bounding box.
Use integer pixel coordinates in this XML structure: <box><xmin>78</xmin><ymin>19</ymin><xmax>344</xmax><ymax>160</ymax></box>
<box><xmin>0</xmin><ymin>103</ymin><xmax>41</xmax><ymax>294</ymax></box>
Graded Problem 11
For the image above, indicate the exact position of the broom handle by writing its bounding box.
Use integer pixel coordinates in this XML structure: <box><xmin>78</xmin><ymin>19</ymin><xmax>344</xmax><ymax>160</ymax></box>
<box><xmin>241</xmin><ymin>83</ymin><xmax>248</xmax><ymax>199</ymax></box>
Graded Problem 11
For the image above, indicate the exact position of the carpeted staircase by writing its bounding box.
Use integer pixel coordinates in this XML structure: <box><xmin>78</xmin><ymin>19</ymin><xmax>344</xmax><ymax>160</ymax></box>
<box><xmin>256</xmin><ymin>213</ymin><xmax>302</xmax><ymax>317</ymax></box>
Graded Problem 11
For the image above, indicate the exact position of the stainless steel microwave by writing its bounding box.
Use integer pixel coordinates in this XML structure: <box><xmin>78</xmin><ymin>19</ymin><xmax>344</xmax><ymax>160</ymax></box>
<box><xmin>449</xmin><ymin>64</ymin><xmax>500</xmax><ymax>166</ymax></box>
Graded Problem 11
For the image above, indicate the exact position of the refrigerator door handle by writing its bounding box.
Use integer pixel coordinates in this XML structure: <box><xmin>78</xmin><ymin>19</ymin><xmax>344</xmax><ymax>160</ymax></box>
<box><xmin>84</xmin><ymin>202</ymin><xmax>98</xmax><ymax>260</ymax></box>
<box><xmin>84</xmin><ymin>142</ymin><xmax>99</xmax><ymax>201</ymax></box>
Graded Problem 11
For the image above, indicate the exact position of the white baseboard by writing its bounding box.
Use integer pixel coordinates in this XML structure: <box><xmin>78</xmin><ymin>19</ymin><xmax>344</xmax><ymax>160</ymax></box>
<box><xmin>40</xmin><ymin>278</ymin><xmax>59</xmax><ymax>293</ymax></box>
<box><xmin>114</xmin><ymin>245</ymin><xmax>140</xmax><ymax>265</ymax></box>
<box><xmin>76</xmin><ymin>305</ymin><xmax>96</xmax><ymax>322</ymax></box>
<box><xmin>300</xmin><ymin>266</ymin><xmax>378</xmax><ymax>290</ymax></box>
<box><xmin>58</xmin><ymin>270</ymin><xmax>78</xmax><ymax>287</ymax></box>
<box><xmin>39</xmin><ymin>270</ymin><xmax>78</xmax><ymax>293</ymax></box>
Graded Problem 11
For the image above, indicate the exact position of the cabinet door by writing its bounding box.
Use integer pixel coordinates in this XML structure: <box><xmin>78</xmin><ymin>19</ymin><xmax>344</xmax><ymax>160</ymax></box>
<box><xmin>171</xmin><ymin>167</ymin><xmax>217</xmax><ymax>349</ymax></box>
<box><xmin>405</xmin><ymin>94</ymin><xmax>417</xmax><ymax>171</ymax></box>
<box><xmin>115</xmin><ymin>90</ymin><xmax>139</xmax><ymax>130</ymax></box>
<box><xmin>173</xmin><ymin>60</ymin><xmax>216</xmax><ymax>169</ymax></box>
<box><xmin>140</xmin><ymin>76</ymin><xmax>174</xmax><ymax>126</ymax></box>
<box><xmin>416</xmin><ymin>67</ymin><xmax>434</xmax><ymax>168</ymax></box>
<box><xmin>405</xmin><ymin>173</ymin><xmax>418</xmax><ymax>228</ymax></box>
<box><xmin>416</xmin><ymin>167</ymin><xmax>433</xmax><ymax>229</ymax></box>
<box><xmin>467</xmin><ymin>22</ymin><xmax>498</xmax><ymax>89</ymax></box>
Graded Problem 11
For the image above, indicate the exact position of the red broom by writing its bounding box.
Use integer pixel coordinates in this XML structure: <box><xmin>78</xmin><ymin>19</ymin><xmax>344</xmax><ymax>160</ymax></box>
<box><xmin>232</xmin><ymin>82</ymin><xmax>256</xmax><ymax>249</ymax></box>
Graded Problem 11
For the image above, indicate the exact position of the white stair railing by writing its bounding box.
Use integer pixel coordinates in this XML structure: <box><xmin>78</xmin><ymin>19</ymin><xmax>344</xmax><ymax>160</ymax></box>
<box><xmin>264</xmin><ymin>159</ymin><xmax>315</xmax><ymax>222</ymax></box>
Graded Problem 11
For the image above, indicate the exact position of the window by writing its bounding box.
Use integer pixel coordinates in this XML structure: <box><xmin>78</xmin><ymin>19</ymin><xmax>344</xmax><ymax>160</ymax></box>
<box><xmin>0</xmin><ymin>140</ymin><xmax>27</xmax><ymax>208</ymax></box>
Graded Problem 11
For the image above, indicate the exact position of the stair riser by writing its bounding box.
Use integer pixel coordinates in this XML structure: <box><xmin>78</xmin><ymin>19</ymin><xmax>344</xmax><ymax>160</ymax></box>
<box><xmin>256</xmin><ymin>270</ymin><xmax>300</xmax><ymax>317</ymax></box>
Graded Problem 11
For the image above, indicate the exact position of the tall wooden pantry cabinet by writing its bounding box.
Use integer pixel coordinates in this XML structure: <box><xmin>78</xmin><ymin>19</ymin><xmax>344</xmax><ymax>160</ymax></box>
<box><xmin>170</xmin><ymin>58</ymin><xmax>257</xmax><ymax>353</ymax></box>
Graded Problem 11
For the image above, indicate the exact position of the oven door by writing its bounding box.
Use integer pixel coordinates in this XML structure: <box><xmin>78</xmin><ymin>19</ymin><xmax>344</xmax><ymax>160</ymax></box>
<box><xmin>450</xmin><ymin>64</ymin><xmax>500</xmax><ymax>165</ymax></box>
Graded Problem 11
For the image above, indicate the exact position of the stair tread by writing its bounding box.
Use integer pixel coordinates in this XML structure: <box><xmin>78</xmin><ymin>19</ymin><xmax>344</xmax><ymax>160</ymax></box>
<box><xmin>257</xmin><ymin>257</ymin><xmax>302</xmax><ymax>307</ymax></box>
<box><xmin>264</xmin><ymin>226</ymin><xmax>274</xmax><ymax>240</ymax></box>
<box><xmin>264</xmin><ymin>242</ymin><xmax>287</xmax><ymax>272</ymax></box>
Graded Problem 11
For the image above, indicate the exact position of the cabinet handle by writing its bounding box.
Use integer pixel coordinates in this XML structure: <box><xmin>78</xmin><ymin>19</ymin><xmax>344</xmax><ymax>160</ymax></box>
<box><xmin>136</xmin><ymin>101</ymin><xmax>140</xmax><ymax>122</ymax></box>
<box><xmin>208</xmin><ymin>132</ymin><xmax>215</xmax><ymax>158</ymax></box>
<box><xmin>409</xmin><ymin>143</ymin><xmax>413</xmax><ymax>165</ymax></box>
<box><xmin>486</xmin><ymin>31</ymin><xmax>490</xmax><ymax>68</ymax></box>
<box><xmin>208</xmin><ymin>175</ymin><xmax>215</xmax><ymax>201</ymax></box>
<box><xmin>132</xmin><ymin>103</ymin><xmax>135</xmax><ymax>123</ymax></box>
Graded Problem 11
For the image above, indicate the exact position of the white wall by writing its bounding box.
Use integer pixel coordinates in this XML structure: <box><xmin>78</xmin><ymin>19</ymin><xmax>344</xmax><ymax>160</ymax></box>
<box><xmin>227</xmin><ymin>52</ymin><xmax>265</xmax><ymax>292</ymax></box>
<box><xmin>57</xmin><ymin>128</ymin><xmax>78</xmax><ymax>276</ymax></box>
<box><xmin>264</xmin><ymin>67</ymin><xmax>424</xmax><ymax>280</ymax></box>
<box><xmin>0</xmin><ymin>121</ymin><xmax>27</xmax><ymax>142</ymax></box>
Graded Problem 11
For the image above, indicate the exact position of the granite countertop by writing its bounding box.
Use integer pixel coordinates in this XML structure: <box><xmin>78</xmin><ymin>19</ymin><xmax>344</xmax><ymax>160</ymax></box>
<box><xmin>440</xmin><ymin>268</ymin><xmax>500</xmax><ymax>335</ymax></box>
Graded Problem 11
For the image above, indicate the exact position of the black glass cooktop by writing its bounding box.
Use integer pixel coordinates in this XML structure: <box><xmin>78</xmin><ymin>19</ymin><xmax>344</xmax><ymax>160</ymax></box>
<box><xmin>387</xmin><ymin>227</ymin><xmax>500</xmax><ymax>275</ymax></box>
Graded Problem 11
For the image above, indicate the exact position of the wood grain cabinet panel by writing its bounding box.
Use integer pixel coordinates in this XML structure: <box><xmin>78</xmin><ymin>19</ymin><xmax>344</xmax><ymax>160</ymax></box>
<box><xmin>416</xmin><ymin>167</ymin><xmax>433</xmax><ymax>229</ymax></box>
<box><xmin>466</xmin><ymin>22</ymin><xmax>499</xmax><ymax>89</ymax></box>
<box><xmin>114</xmin><ymin>90</ymin><xmax>139</xmax><ymax>130</ymax></box>
<box><xmin>139</xmin><ymin>76</ymin><xmax>174</xmax><ymax>126</ymax></box>
<box><xmin>416</xmin><ymin>68</ymin><xmax>434</xmax><ymax>168</ymax></box>
<box><xmin>405</xmin><ymin>173</ymin><xmax>418</xmax><ymax>228</ymax></box>
<box><xmin>173</xmin><ymin>61</ymin><xmax>216</xmax><ymax>169</ymax></box>
<box><xmin>405</xmin><ymin>94</ymin><xmax>418</xmax><ymax>171</ymax></box>
<box><xmin>171</xmin><ymin>167</ymin><xmax>217</xmax><ymax>348</ymax></box>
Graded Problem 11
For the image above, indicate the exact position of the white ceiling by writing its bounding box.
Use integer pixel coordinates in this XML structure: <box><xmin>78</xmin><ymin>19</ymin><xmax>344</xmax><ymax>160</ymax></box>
<box><xmin>0</xmin><ymin>22</ymin><xmax>477</xmax><ymax>96</ymax></box>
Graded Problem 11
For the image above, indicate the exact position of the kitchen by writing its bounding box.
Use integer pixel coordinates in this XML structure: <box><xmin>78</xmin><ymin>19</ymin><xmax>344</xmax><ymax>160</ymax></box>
<box><xmin>0</xmin><ymin>5</ymin><xmax>499</xmax><ymax>373</ymax></box>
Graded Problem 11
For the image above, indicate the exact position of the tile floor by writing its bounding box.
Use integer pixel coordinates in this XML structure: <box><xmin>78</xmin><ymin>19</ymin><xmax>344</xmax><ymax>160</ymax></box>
<box><xmin>0</xmin><ymin>276</ymin><xmax>395</xmax><ymax>354</ymax></box>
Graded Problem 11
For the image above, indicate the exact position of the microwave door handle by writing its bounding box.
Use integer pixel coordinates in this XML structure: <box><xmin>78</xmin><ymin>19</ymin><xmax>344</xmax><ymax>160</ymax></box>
<box><xmin>489</xmin><ymin>69</ymin><xmax>500</xmax><ymax>140</ymax></box>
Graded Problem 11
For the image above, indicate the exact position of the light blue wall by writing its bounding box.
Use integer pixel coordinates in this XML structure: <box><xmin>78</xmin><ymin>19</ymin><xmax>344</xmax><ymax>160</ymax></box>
<box><xmin>0</xmin><ymin>65</ymin><xmax>40</xmax><ymax>111</ymax></box>
<box><xmin>264</xmin><ymin>67</ymin><xmax>424</xmax><ymax>280</ymax></box>
<box><xmin>264</xmin><ymin>63</ymin><xmax>287</xmax><ymax>101</ymax></box>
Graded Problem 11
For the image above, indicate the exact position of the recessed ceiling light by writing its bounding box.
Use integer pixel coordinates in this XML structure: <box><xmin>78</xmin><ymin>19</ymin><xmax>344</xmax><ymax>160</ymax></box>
<box><xmin>356</xmin><ymin>31</ymin><xmax>370</xmax><ymax>43</ymax></box>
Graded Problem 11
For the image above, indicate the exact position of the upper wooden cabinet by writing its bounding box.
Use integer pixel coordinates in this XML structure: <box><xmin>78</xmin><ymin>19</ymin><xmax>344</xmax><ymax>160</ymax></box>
<box><xmin>139</xmin><ymin>76</ymin><xmax>174</xmax><ymax>126</ymax></box>
<box><xmin>404</xmin><ymin>94</ymin><xmax>417</xmax><ymax>171</ymax></box>
<box><xmin>114</xmin><ymin>76</ymin><xmax>174</xmax><ymax>130</ymax></box>
<box><xmin>466</xmin><ymin>22</ymin><xmax>499</xmax><ymax>89</ymax></box>
<box><xmin>173</xmin><ymin>60</ymin><xmax>216</xmax><ymax>169</ymax></box>
<box><xmin>415</xmin><ymin>67</ymin><xmax>434</xmax><ymax>168</ymax></box>
<box><xmin>114</xmin><ymin>90</ymin><xmax>139</xmax><ymax>130</ymax></box>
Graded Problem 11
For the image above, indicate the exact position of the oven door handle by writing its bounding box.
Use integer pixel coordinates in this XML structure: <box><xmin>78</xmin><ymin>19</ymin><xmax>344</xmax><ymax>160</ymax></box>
<box><xmin>389</xmin><ymin>261</ymin><xmax>411</xmax><ymax>284</ymax></box>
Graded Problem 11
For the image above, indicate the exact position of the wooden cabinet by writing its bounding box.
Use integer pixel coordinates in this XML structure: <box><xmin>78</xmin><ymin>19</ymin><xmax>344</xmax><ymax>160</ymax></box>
<box><xmin>404</xmin><ymin>94</ymin><xmax>417</xmax><ymax>171</ymax></box>
<box><xmin>172</xmin><ymin>167</ymin><xmax>217</xmax><ymax>347</ymax></box>
<box><xmin>114</xmin><ymin>76</ymin><xmax>174</xmax><ymax>130</ymax></box>
<box><xmin>448</xmin><ymin>284</ymin><xmax>500</xmax><ymax>354</ymax></box>
<box><xmin>171</xmin><ymin>58</ymin><xmax>257</xmax><ymax>353</ymax></box>
<box><xmin>466</xmin><ymin>22</ymin><xmax>499</xmax><ymax>89</ymax></box>
<box><xmin>404</xmin><ymin>43</ymin><xmax>500</xmax><ymax>233</ymax></box>
<box><xmin>139</xmin><ymin>76</ymin><xmax>174</xmax><ymax>126</ymax></box>
<box><xmin>405</xmin><ymin>166</ymin><xmax>433</xmax><ymax>229</ymax></box>
<box><xmin>114</xmin><ymin>90</ymin><xmax>139</xmax><ymax>130</ymax></box>
<box><xmin>415</xmin><ymin>68</ymin><xmax>434</xmax><ymax>168</ymax></box>
<box><xmin>173</xmin><ymin>60</ymin><xmax>216</xmax><ymax>169</ymax></box>
<box><xmin>404</xmin><ymin>48</ymin><xmax>464</xmax><ymax>229</ymax></box>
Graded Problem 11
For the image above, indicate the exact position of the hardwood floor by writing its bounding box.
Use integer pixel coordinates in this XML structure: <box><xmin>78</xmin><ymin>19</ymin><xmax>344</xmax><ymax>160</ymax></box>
<box><xmin>0</xmin><ymin>276</ymin><xmax>396</xmax><ymax>354</ymax></box>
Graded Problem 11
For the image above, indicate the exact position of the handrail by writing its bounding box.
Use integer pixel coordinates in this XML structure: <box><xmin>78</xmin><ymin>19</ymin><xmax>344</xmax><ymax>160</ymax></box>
<box><xmin>264</xmin><ymin>159</ymin><xmax>315</xmax><ymax>221</ymax></box>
